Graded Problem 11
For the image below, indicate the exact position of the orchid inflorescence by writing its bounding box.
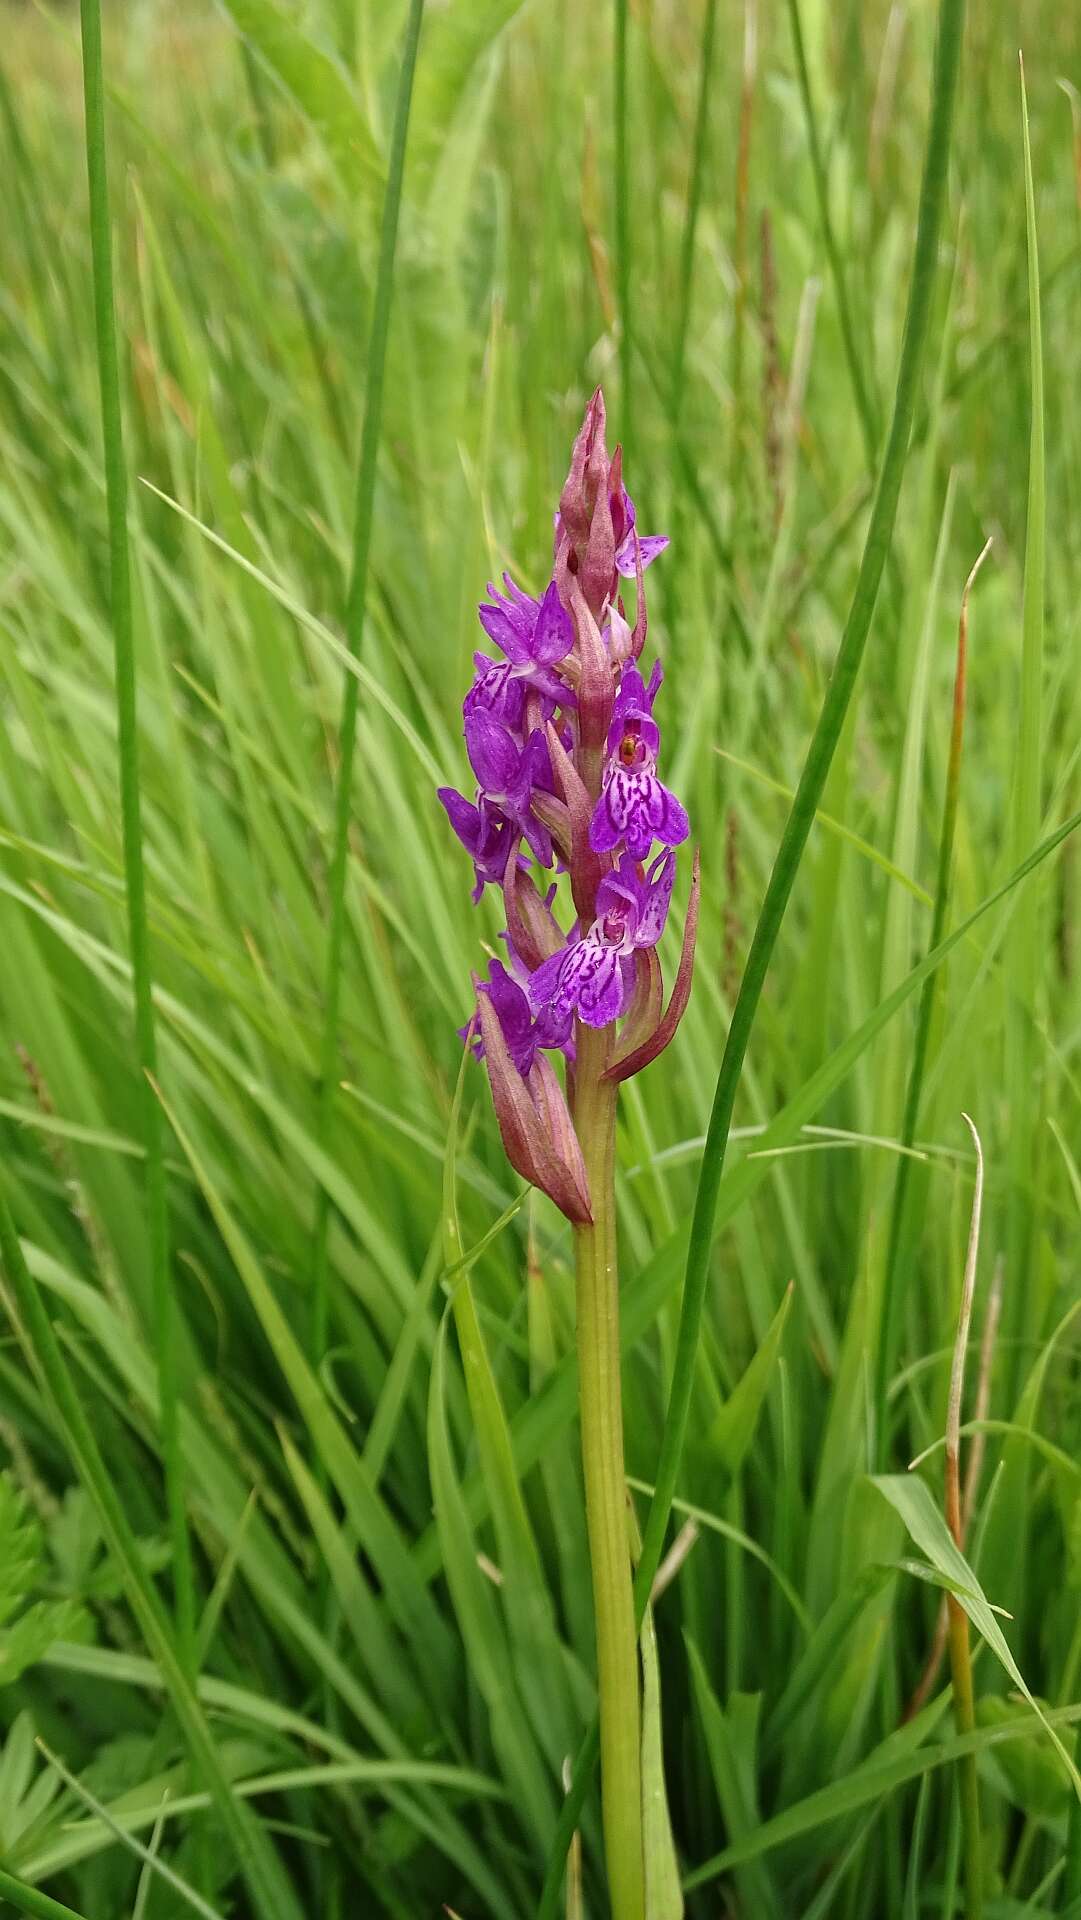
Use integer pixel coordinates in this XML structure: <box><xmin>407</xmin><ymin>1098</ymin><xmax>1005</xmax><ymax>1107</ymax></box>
<box><xmin>438</xmin><ymin>390</ymin><xmax>700</xmax><ymax>1224</ymax></box>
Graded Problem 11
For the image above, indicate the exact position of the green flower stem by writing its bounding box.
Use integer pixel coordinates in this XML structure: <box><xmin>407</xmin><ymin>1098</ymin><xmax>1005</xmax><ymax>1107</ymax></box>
<box><xmin>572</xmin><ymin>1021</ymin><xmax>643</xmax><ymax>1920</ymax></box>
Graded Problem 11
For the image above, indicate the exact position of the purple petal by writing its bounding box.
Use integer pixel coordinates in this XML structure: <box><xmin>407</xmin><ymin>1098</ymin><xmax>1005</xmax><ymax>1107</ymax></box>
<box><xmin>613</xmin><ymin>663</ymin><xmax>649</xmax><ymax>720</ymax></box>
<box><xmin>615</xmin><ymin>532</ymin><xmax>669</xmax><ymax>577</ymax></box>
<box><xmin>528</xmin><ymin>946</ymin><xmax>572</xmax><ymax>1014</ymax></box>
<box><xmin>651</xmin><ymin>782</ymin><xmax>690</xmax><ymax>849</ymax></box>
<box><xmin>573</xmin><ymin>944</ymin><xmax>626</xmax><ymax>1026</ymax></box>
<box><xmin>635</xmin><ymin>848</ymin><xmax>676</xmax><ymax>946</ymax></box>
<box><xmin>588</xmin><ymin>781</ymin><xmax>628</xmax><ymax>854</ymax></box>
<box><xmin>595</xmin><ymin>864</ymin><xmax>641</xmax><ymax>925</ymax></box>
<box><xmin>516</xmin><ymin>728</ymin><xmax>554</xmax><ymax>798</ymax></box>
<box><xmin>520</xmin><ymin>811</ymin><xmax>554</xmax><ymax>868</ymax></box>
<box><xmin>483</xmin><ymin>959</ymin><xmax>536</xmax><ymax>1075</ymax></box>
<box><xmin>535</xmin><ymin>1000</ymin><xmax>574</xmax><ymax>1051</ymax></box>
<box><xmin>477</xmin><ymin>585</ymin><xmax>535</xmax><ymax>664</ymax></box>
<box><xmin>464</xmin><ymin>658</ymin><xmax>526</xmax><ymax>731</ymax></box>
<box><xmin>437</xmin><ymin>786</ymin><xmax>481</xmax><ymax>853</ymax></box>
<box><xmin>465</xmin><ymin>712</ymin><xmax>519</xmax><ymax>795</ymax></box>
<box><xmin>531</xmin><ymin>581</ymin><xmax>574</xmax><ymax>666</ymax></box>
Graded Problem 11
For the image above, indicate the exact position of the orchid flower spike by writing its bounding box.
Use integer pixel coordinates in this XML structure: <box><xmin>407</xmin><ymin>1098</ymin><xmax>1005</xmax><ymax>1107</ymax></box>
<box><xmin>438</xmin><ymin>389</ymin><xmax>698</xmax><ymax>1220</ymax></box>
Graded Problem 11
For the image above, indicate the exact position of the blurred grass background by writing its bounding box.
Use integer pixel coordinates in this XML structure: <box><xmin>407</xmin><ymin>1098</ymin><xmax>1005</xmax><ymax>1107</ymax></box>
<box><xmin>0</xmin><ymin>0</ymin><xmax>1080</xmax><ymax>1913</ymax></box>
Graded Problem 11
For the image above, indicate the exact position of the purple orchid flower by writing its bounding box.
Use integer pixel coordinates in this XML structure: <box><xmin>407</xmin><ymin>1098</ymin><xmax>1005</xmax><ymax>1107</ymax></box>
<box><xmin>465</xmin><ymin>713</ymin><xmax>556</xmax><ymax>868</ymax></box>
<box><xmin>475</xmin><ymin>576</ymin><xmax>574</xmax><ymax>715</ymax></box>
<box><xmin>589</xmin><ymin>662</ymin><xmax>689</xmax><ymax>861</ymax></box>
<box><xmin>440</xmin><ymin>390</ymin><xmax>697</xmax><ymax>1224</ymax></box>
<box><xmin>612</xmin><ymin>489</ymin><xmax>669</xmax><ymax>578</ymax></box>
<box><xmin>437</xmin><ymin>788</ymin><xmax>519</xmax><ymax>902</ymax></box>
<box><xmin>528</xmin><ymin>849</ymin><xmax>676</xmax><ymax>1038</ymax></box>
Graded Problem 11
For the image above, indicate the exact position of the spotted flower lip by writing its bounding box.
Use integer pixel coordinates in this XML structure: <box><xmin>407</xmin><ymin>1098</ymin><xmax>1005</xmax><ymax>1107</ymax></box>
<box><xmin>589</xmin><ymin>663</ymin><xmax>689</xmax><ymax>861</ymax></box>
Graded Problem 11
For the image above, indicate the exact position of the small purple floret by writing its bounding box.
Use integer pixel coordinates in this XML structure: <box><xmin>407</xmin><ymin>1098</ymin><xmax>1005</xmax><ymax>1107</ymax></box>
<box><xmin>475</xmin><ymin>575</ymin><xmax>573</xmax><ymax>715</ymax></box>
<box><xmin>465</xmin><ymin>716</ymin><xmax>556</xmax><ymax>868</ymax></box>
<box><xmin>613</xmin><ymin>491</ymin><xmax>669</xmax><ymax>578</ymax></box>
<box><xmin>437</xmin><ymin>788</ymin><xmax>518</xmax><ymax>902</ymax></box>
<box><xmin>473</xmin><ymin>958</ymin><xmax>539</xmax><ymax>1076</ymax></box>
<box><xmin>528</xmin><ymin>850</ymin><xmax>675</xmax><ymax>1035</ymax></box>
<box><xmin>589</xmin><ymin>662</ymin><xmax>688</xmax><ymax>861</ymax></box>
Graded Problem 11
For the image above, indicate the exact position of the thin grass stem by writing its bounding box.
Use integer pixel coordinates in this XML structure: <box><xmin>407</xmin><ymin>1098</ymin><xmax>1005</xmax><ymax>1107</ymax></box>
<box><xmin>671</xmin><ymin>0</ymin><xmax>718</xmax><ymax>420</ymax></box>
<box><xmin>946</xmin><ymin>1114</ymin><xmax>986</xmax><ymax>1920</ymax></box>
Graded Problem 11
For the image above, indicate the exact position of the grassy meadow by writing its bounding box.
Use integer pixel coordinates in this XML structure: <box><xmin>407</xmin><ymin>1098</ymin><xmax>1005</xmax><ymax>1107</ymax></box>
<box><xmin>1</xmin><ymin>0</ymin><xmax>1081</xmax><ymax>1913</ymax></box>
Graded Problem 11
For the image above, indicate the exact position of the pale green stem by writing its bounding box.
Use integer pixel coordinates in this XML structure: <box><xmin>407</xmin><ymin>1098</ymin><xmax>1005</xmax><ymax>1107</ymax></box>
<box><xmin>572</xmin><ymin>1021</ymin><xmax>643</xmax><ymax>1920</ymax></box>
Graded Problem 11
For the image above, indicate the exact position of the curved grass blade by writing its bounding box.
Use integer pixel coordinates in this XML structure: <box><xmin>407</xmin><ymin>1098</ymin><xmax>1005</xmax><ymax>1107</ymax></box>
<box><xmin>78</xmin><ymin>0</ymin><xmax>193</xmax><ymax>1660</ymax></box>
<box><xmin>310</xmin><ymin>0</ymin><xmax>426</xmax><ymax>1363</ymax></box>
<box><xmin>684</xmin><ymin>1701</ymin><xmax>1081</xmax><ymax>1892</ymax></box>
<box><xmin>872</xmin><ymin>1473</ymin><xmax>1081</xmax><ymax>1800</ymax></box>
<box><xmin>442</xmin><ymin>1032</ymin><xmax>580</xmax><ymax>1772</ymax></box>
<box><xmin>34</xmin><ymin>1740</ymin><xmax>222</xmax><ymax>1920</ymax></box>
<box><xmin>0</xmin><ymin>1871</ymin><xmax>90</xmax><ymax>1920</ymax></box>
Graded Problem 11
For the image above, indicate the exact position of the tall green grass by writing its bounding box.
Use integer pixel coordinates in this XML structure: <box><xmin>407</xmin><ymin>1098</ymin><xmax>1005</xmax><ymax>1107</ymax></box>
<box><xmin>0</xmin><ymin>1</ymin><xmax>1080</xmax><ymax>1915</ymax></box>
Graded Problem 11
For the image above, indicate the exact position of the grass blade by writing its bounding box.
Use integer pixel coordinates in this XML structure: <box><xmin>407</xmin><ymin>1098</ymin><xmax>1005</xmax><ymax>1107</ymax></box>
<box><xmin>1003</xmin><ymin>52</ymin><xmax>1047</xmax><ymax>1397</ymax></box>
<box><xmin>0</xmin><ymin>1870</ymin><xmax>91</xmax><ymax>1920</ymax></box>
<box><xmin>78</xmin><ymin>0</ymin><xmax>193</xmax><ymax>1660</ymax></box>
